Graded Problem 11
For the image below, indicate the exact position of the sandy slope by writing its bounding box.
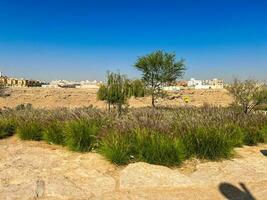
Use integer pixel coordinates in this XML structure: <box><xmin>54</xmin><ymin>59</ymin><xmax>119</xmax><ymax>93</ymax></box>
<box><xmin>0</xmin><ymin>87</ymin><xmax>233</xmax><ymax>109</ymax></box>
<box><xmin>0</xmin><ymin>136</ymin><xmax>266</xmax><ymax>200</ymax></box>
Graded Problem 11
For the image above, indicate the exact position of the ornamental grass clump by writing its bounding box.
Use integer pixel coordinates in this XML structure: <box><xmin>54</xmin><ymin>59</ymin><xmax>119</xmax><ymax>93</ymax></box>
<box><xmin>65</xmin><ymin>119</ymin><xmax>100</xmax><ymax>152</ymax></box>
<box><xmin>0</xmin><ymin>118</ymin><xmax>15</xmax><ymax>139</ymax></box>
<box><xmin>17</xmin><ymin>121</ymin><xmax>43</xmax><ymax>141</ymax></box>
<box><xmin>43</xmin><ymin>120</ymin><xmax>66</xmax><ymax>145</ymax></box>
<box><xmin>99</xmin><ymin>129</ymin><xmax>185</xmax><ymax>166</ymax></box>
<box><xmin>181</xmin><ymin>126</ymin><xmax>234</xmax><ymax>160</ymax></box>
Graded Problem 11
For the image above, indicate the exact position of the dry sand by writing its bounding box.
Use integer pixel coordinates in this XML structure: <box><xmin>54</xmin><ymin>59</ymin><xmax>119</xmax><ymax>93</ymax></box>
<box><xmin>0</xmin><ymin>136</ymin><xmax>267</xmax><ymax>200</ymax></box>
<box><xmin>0</xmin><ymin>87</ymin><xmax>233</xmax><ymax>109</ymax></box>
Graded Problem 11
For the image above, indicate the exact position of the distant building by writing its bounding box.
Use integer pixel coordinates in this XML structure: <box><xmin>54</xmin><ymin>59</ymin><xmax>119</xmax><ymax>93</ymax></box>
<box><xmin>0</xmin><ymin>72</ymin><xmax>42</xmax><ymax>87</ymax></box>
<box><xmin>188</xmin><ymin>78</ymin><xmax>224</xmax><ymax>89</ymax></box>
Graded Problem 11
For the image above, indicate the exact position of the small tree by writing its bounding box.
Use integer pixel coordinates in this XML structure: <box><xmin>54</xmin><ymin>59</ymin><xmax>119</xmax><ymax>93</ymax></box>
<box><xmin>227</xmin><ymin>79</ymin><xmax>267</xmax><ymax>114</ymax></box>
<box><xmin>131</xmin><ymin>79</ymin><xmax>145</xmax><ymax>98</ymax></box>
<box><xmin>134</xmin><ymin>50</ymin><xmax>186</xmax><ymax>107</ymax></box>
<box><xmin>0</xmin><ymin>83</ymin><xmax>6</xmax><ymax>97</ymax></box>
<box><xmin>97</xmin><ymin>72</ymin><xmax>130</xmax><ymax>115</ymax></box>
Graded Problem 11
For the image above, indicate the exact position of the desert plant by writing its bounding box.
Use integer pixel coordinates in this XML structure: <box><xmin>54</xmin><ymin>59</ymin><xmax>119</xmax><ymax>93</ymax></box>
<box><xmin>97</xmin><ymin>72</ymin><xmax>130</xmax><ymax>115</ymax></box>
<box><xmin>181</xmin><ymin>126</ymin><xmax>234</xmax><ymax>160</ymax></box>
<box><xmin>133</xmin><ymin>129</ymin><xmax>185</xmax><ymax>166</ymax></box>
<box><xmin>17</xmin><ymin>121</ymin><xmax>43</xmax><ymax>141</ymax></box>
<box><xmin>97</xmin><ymin>84</ymin><xmax>108</xmax><ymax>101</ymax></box>
<box><xmin>99</xmin><ymin>132</ymin><xmax>133</xmax><ymax>165</ymax></box>
<box><xmin>130</xmin><ymin>79</ymin><xmax>146</xmax><ymax>98</ymax></box>
<box><xmin>134</xmin><ymin>50</ymin><xmax>186</xmax><ymax>107</ymax></box>
<box><xmin>65</xmin><ymin>119</ymin><xmax>100</xmax><ymax>152</ymax></box>
<box><xmin>0</xmin><ymin>118</ymin><xmax>15</xmax><ymax>139</ymax></box>
<box><xmin>227</xmin><ymin>79</ymin><xmax>267</xmax><ymax>114</ymax></box>
<box><xmin>100</xmin><ymin>129</ymin><xmax>185</xmax><ymax>166</ymax></box>
<box><xmin>43</xmin><ymin>121</ymin><xmax>65</xmax><ymax>145</ymax></box>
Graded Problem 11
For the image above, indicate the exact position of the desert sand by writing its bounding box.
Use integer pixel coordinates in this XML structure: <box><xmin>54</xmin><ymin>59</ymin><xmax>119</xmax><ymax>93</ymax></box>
<box><xmin>0</xmin><ymin>87</ymin><xmax>233</xmax><ymax>109</ymax></box>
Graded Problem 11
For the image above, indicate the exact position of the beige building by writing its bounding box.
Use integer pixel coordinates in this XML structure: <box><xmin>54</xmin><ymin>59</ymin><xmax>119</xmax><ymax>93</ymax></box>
<box><xmin>0</xmin><ymin>74</ymin><xmax>42</xmax><ymax>87</ymax></box>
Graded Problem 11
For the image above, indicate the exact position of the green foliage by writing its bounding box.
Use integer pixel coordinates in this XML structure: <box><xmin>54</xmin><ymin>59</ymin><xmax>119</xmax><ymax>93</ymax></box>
<box><xmin>43</xmin><ymin>121</ymin><xmax>65</xmax><ymax>145</ymax></box>
<box><xmin>0</xmin><ymin>119</ymin><xmax>15</xmax><ymax>139</ymax></box>
<box><xmin>97</xmin><ymin>72</ymin><xmax>131</xmax><ymax>115</ymax></box>
<box><xmin>65</xmin><ymin>119</ymin><xmax>99</xmax><ymax>152</ymax></box>
<box><xmin>0</xmin><ymin>83</ymin><xmax>6</xmax><ymax>97</ymax></box>
<box><xmin>15</xmin><ymin>103</ymin><xmax>33</xmax><ymax>111</ymax></box>
<box><xmin>100</xmin><ymin>129</ymin><xmax>185</xmax><ymax>166</ymax></box>
<box><xmin>17</xmin><ymin>121</ymin><xmax>43</xmax><ymax>141</ymax></box>
<box><xmin>97</xmin><ymin>84</ymin><xmax>108</xmax><ymax>101</ymax></box>
<box><xmin>130</xmin><ymin>79</ymin><xmax>145</xmax><ymax>98</ymax></box>
<box><xmin>99</xmin><ymin>132</ymin><xmax>133</xmax><ymax>165</ymax></box>
<box><xmin>181</xmin><ymin>126</ymin><xmax>234</xmax><ymax>160</ymax></box>
<box><xmin>227</xmin><ymin>79</ymin><xmax>267</xmax><ymax>114</ymax></box>
<box><xmin>134</xmin><ymin>50</ymin><xmax>186</xmax><ymax>107</ymax></box>
<box><xmin>1</xmin><ymin>105</ymin><xmax>267</xmax><ymax>166</ymax></box>
<box><xmin>243</xmin><ymin>126</ymin><xmax>267</xmax><ymax>146</ymax></box>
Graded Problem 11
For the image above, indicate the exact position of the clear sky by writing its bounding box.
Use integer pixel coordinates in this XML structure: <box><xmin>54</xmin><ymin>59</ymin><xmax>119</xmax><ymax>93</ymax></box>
<box><xmin>0</xmin><ymin>0</ymin><xmax>267</xmax><ymax>82</ymax></box>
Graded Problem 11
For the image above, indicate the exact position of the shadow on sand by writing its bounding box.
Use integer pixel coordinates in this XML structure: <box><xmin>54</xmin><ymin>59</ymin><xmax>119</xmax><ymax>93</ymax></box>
<box><xmin>219</xmin><ymin>182</ymin><xmax>256</xmax><ymax>200</ymax></box>
<box><xmin>260</xmin><ymin>150</ymin><xmax>267</xmax><ymax>156</ymax></box>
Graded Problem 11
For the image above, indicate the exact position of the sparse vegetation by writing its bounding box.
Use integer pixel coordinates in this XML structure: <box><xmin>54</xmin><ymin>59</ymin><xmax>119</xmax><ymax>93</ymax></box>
<box><xmin>227</xmin><ymin>79</ymin><xmax>267</xmax><ymax>114</ymax></box>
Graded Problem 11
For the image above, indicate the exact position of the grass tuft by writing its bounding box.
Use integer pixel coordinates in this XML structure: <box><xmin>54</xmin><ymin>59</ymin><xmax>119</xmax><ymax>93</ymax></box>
<box><xmin>65</xmin><ymin>119</ymin><xmax>100</xmax><ymax>152</ymax></box>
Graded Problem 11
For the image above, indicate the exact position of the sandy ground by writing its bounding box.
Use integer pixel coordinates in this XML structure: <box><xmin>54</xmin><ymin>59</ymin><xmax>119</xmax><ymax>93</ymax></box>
<box><xmin>0</xmin><ymin>87</ymin><xmax>233</xmax><ymax>109</ymax></box>
<box><xmin>0</xmin><ymin>136</ymin><xmax>267</xmax><ymax>200</ymax></box>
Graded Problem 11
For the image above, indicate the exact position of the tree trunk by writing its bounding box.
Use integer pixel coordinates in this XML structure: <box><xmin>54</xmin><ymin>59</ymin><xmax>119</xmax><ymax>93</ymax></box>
<box><xmin>152</xmin><ymin>92</ymin><xmax>155</xmax><ymax>107</ymax></box>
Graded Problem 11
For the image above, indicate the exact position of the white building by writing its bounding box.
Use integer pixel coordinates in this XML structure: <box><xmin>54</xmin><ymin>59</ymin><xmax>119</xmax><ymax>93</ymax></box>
<box><xmin>188</xmin><ymin>78</ymin><xmax>224</xmax><ymax>90</ymax></box>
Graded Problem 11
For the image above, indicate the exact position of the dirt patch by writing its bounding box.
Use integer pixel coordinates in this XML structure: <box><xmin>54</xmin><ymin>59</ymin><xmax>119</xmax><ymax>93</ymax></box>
<box><xmin>0</xmin><ymin>136</ymin><xmax>266</xmax><ymax>199</ymax></box>
<box><xmin>0</xmin><ymin>87</ymin><xmax>233</xmax><ymax>109</ymax></box>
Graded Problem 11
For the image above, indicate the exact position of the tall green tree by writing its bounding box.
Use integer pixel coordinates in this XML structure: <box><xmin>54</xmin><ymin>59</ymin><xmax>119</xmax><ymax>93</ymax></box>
<box><xmin>134</xmin><ymin>50</ymin><xmax>186</xmax><ymax>107</ymax></box>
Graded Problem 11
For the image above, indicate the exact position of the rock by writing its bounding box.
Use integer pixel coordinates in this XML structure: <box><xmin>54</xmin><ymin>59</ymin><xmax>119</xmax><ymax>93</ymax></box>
<box><xmin>120</xmin><ymin>162</ymin><xmax>192</xmax><ymax>189</ymax></box>
<box><xmin>36</xmin><ymin>179</ymin><xmax>45</xmax><ymax>197</ymax></box>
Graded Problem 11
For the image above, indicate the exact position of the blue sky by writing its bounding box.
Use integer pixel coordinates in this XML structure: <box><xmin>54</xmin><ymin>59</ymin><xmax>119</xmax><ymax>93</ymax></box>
<box><xmin>0</xmin><ymin>0</ymin><xmax>267</xmax><ymax>81</ymax></box>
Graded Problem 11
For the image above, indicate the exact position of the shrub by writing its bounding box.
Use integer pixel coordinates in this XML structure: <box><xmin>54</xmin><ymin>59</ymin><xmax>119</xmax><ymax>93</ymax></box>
<box><xmin>43</xmin><ymin>121</ymin><xmax>65</xmax><ymax>145</ymax></box>
<box><xmin>99</xmin><ymin>133</ymin><xmax>133</xmax><ymax>165</ymax></box>
<box><xmin>243</xmin><ymin>126</ymin><xmax>267</xmax><ymax>146</ymax></box>
<box><xmin>65</xmin><ymin>119</ymin><xmax>100</xmax><ymax>152</ymax></box>
<box><xmin>134</xmin><ymin>129</ymin><xmax>185</xmax><ymax>166</ymax></box>
<box><xmin>100</xmin><ymin>129</ymin><xmax>185</xmax><ymax>166</ymax></box>
<box><xmin>181</xmin><ymin>126</ymin><xmax>234</xmax><ymax>160</ymax></box>
<box><xmin>225</xmin><ymin>124</ymin><xmax>244</xmax><ymax>147</ymax></box>
<box><xmin>0</xmin><ymin>119</ymin><xmax>15</xmax><ymax>139</ymax></box>
<box><xmin>17</xmin><ymin>121</ymin><xmax>43</xmax><ymax>141</ymax></box>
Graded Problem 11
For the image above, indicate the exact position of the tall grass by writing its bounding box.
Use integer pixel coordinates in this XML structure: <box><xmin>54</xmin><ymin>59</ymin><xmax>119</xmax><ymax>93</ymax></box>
<box><xmin>0</xmin><ymin>105</ymin><xmax>267</xmax><ymax>166</ymax></box>
<box><xmin>43</xmin><ymin>120</ymin><xmax>65</xmax><ymax>145</ymax></box>
<box><xmin>65</xmin><ymin>119</ymin><xmax>100</xmax><ymax>152</ymax></box>
<box><xmin>100</xmin><ymin>129</ymin><xmax>185</xmax><ymax>166</ymax></box>
<box><xmin>0</xmin><ymin>118</ymin><xmax>15</xmax><ymax>139</ymax></box>
<box><xmin>17</xmin><ymin>121</ymin><xmax>43</xmax><ymax>141</ymax></box>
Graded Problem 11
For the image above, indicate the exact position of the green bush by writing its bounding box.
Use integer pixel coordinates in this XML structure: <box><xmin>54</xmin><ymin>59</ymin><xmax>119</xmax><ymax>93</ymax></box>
<box><xmin>43</xmin><ymin>121</ymin><xmax>65</xmax><ymax>145</ymax></box>
<box><xmin>181</xmin><ymin>126</ymin><xmax>234</xmax><ymax>160</ymax></box>
<box><xmin>134</xmin><ymin>129</ymin><xmax>185</xmax><ymax>166</ymax></box>
<box><xmin>100</xmin><ymin>129</ymin><xmax>185</xmax><ymax>166</ymax></box>
<box><xmin>99</xmin><ymin>133</ymin><xmax>133</xmax><ymax>165</ymax></box>
<box><xmin>65</xmin><ymin>119</ymin><xmax>100</xmax><ymax>152</ymax></box>
<box><xmin>0</xmin><ymin>119</ymin><xmax>15</xmax><ymax>139</ymax></box>
<box><xmin>243</xmin><ymin>126</ymin><xmax>267</xmax><ymax>145</ymax></box>
<box><xmin>17</xmin><ymin>121</ymin><xmax>43</xmax><ymax>141</ymax></box>
<box><xmin>225</xmin><ymin>124</ymin><xmax>244</xmax><ymax>147</ymax></box>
